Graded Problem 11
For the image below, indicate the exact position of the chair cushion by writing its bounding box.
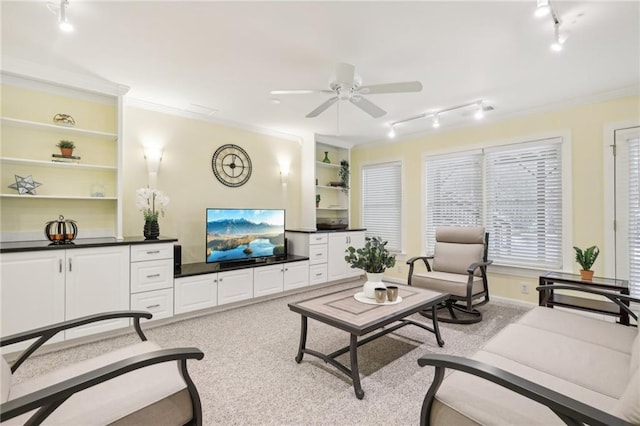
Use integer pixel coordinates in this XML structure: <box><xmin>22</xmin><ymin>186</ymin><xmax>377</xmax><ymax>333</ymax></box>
<box><xmin>612</xmin><ymin>368</ymin><xmax>640</xmax><ymax>424</ymax></box>
<box><xmin>1</xmin><ymin>357</ymin><xmax>11</xmax><ymax>403</ymax></box>
<box><xmin>411</xmin><ymin>271</ymin><xmax>483</xmax><ymax>298</ymax></box>
<box><xmin>6</xmin><ymin>341</ymin><xmax>189</xmax><ymax>425</ymax></box>
<box><xmin>433</xmin><ymin>242</ymin><xmax>484</xmax><ymax>275</ymax></box>
<box><xmin>108</xmin><ymin>389</ymin><xmax>193</xmax><ymax>426</ymax></box>
<box><xmin>436</xmin><ymin>226</ymin><xmax>485</xmax><ymax>244</ymax></box>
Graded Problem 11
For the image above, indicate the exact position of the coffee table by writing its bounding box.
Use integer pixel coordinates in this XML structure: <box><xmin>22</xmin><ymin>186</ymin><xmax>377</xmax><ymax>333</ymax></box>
<box><xmin>288</xmin><ymin>284</ymin><xmax>449</xmax><ymax>399</ymax></box>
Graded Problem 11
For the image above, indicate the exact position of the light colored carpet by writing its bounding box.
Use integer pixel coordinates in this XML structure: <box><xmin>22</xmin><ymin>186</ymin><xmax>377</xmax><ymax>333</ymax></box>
<box><xmin>12</xmin><ymin>280</ymin><xmax>531</xmax><ymax>425</ymax></box>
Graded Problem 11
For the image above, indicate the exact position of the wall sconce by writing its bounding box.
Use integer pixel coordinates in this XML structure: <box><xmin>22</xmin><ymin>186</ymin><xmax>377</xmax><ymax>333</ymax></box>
<box><xmin>144</xmin><ymin>146</ymin><xmax>163</xmax><ymax>187</ymax></box>
<box><xmin>280</xmin><ymin>162</ymin><xmax>290</xmax><ymax>186</ymax></box>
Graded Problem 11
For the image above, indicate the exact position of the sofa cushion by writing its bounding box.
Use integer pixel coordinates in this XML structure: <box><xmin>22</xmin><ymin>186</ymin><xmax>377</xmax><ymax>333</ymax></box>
<box><xmin>411</xmin><ymin>271</ymin><xmax>483</xmax><ymax>298</ymax></box>
<box><xmin>482</xmin><ymin>323</ymin><xmax>631</xmax><ymax>399</ymax></box>
<box><xmin>6</xmin><ymin>341</ymin><xmax>188</xmax><ymax>425</ymax></box>
<box><xmin>612</xmin><ymin>368</ymin><xmax>640</xmax><ymax>424</ymax></box>
<box><xmin>518</xmin><ymin>307</ymin><xmax>638</xmax><ymax>355</ymax></box>
<box><xmin>431</xmin><ymin>350</ymin><xmax>619</xmax><ymax>425</ymax></box>
<box><xmin>1</xmin><ymin>357</ymin><xmax>11</xmax><ymax>403</ymax></box>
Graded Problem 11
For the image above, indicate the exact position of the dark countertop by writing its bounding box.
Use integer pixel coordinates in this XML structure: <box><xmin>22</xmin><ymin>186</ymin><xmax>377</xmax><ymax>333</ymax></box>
<box><xmin>286</xmin><ymin>228</ymin><xmax>366</xmax><ymax>234</ymax></box>
<box><xmin>0</xmin><ymin>236</ymin><xmax>178</xmax><ymax>253</ymax></box>
<box><xmin>176</xmin><ymin>254</ymin><xmax>309</xmax><ymax>278</ymax></box>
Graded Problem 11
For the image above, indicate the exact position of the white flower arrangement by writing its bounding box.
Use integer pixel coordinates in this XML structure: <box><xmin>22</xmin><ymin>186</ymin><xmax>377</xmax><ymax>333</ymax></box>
<box><xmin>136</xmin><ymin>188</ymin><xmax>169</xmax><ymax>222</ymax></box>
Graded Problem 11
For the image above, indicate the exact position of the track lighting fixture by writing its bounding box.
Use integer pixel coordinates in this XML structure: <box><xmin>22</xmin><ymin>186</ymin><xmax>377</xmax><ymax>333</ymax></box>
<box><xmin>534</xmin><ymin>0</ymin><xmax>550</xmax><ymax>18</ymax></box>
<box><xmin>47</xmin><ymin>0</ymin><xmax>73</xmax><ymax>32</ymax></box>
<box><xmin>534</xmin><ymin>0</ymin><xmax>567</xmax><ymax>52</ymax></box>
<box><xmin>550</xmin><ymin>21</ymin><xmax>566</xmax><ymax>51</ymax></box>
<box><xmin>387</xmin><ymin>100</ymin><xmax>493</xmax><ymax>139</ymax></box>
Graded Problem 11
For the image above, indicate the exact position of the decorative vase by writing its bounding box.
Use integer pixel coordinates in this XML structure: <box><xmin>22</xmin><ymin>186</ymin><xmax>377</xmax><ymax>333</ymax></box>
<box><xmin>322</xmin><ymin>151</ymin><xmax>331</xmax><ymax>164</ymax></box>
<box><xmin>363</xmin><ymin>272</ymin><xmax>385</xmax><ymax>299</ymax></box>
<box><xmin>579</xmin><ymin>269</ymin><xmax>594</xmax><ymax>281</ymax></box>
<box><xmin>143</xmin><ymin>220</ymin><xmax>160</xmax><ymax>240</ymax></box>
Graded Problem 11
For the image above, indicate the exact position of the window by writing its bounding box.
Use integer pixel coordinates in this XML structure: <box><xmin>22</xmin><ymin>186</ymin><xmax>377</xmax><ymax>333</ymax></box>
<box><xmin>362</xmin><ymin>161</ymin><xmax>402</xmax><ymax>252</ymax></box>
<box><xmin>424</xmin><ymin>137</ymin><xmax>563</xmax><ymax>269</ymax></box>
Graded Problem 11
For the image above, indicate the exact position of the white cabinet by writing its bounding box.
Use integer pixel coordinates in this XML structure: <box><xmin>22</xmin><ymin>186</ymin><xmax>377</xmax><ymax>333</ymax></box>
<box><xmin>0</xmin><ymin>251</ymin><xmax>66</xmax><ymax>350</ymax></box>
<box><xmin>328</xmin><ymin>231</ymin><xmax>365</xmax><ymax>281</ymax></box>
<box><xmin>287</xmin><ymin>231</ymin><xmax>328</xmax><ymax>284</ymax></box>
<box><xmin>130</xmin><ymin>243</ymin><xmax>174</xmax><ymax>321</ymax></box>
<box><xmin>218</xmin><ymin>269</ymin><xmax>253</xmax><ymax>305</ymax></box>
<box><xmin>65</xmin><ymin>246</ymin><xmax>130</xmax><ymax>339</ymax></box>
<box><xmin>254</xmin><ymin>261</ymin><xmax>310</xmax><ymax>297</ymax></box>
<box><xmin>174</xmin><ymin>274</ymin><xmax>217</xmax><ymax>315</ymax></box>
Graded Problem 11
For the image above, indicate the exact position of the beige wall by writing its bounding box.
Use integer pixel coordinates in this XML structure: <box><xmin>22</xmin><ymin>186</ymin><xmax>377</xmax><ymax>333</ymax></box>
<box><xmin>122</xmin><ymin>106</ymin><xmax>302</xmax><ymax>264</ymax></box>
<box><xmin>349</xmin><ymin>95</ymin><xmax>640</xmax><ymax>303</ymax></box>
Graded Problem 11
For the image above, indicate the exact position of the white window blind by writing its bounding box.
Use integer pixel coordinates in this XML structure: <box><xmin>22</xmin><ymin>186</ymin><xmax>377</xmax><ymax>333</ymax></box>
<box><xmin>485</xmin><ymin>140</ymin><xmax>563</xmax><ymax>268</ymax></box>
<box><xmin>627</xmin><ymin>138</ymin><xmax>640</xmax><ymax>298</ymax></box>
<box><xmin>362</xmin><ymin>162</ymin><xmax>402</xmax><ymax>252</ymax></box>
<box><xmin>425</xmin><ymin>153</ymin><xmax>483</xmax><ymax>254</ymax></box>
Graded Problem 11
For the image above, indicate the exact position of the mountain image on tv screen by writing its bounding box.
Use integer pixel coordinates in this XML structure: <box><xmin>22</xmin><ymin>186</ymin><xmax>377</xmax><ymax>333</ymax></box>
<box><xmin>206</xmin><ymin>209</ymin><xmax>285</xmax><ymax>263</ymax></box>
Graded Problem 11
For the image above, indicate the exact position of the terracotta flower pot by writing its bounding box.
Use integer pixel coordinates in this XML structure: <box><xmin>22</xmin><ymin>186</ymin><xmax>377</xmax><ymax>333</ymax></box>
<box><xmin>60</xmin><ymin>148</ymin><xmax>74</xmax><ymax>157</ymax></box>
<box><xmin>579</xmin><ymin>269</ymin><xmax>594</xmax><ymax>281</ymax></box>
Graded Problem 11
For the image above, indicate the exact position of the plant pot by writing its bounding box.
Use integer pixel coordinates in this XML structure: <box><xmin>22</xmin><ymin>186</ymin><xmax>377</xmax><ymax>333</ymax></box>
<box><xmin>363</xmin><ymin>272</ymin><xmax>385</xmax><ymax>299</ymax></box>
<box><xmin>60</xmin><ymin>148</ymin><xmax>74</xmax><ymax>157</ymax></box>
<box><xmin>143</xmin><ymin>220</ymin><xmax>160</xmax><ymax>240</ymax></box>
<box><xmin>579</xmin><ymin>269</ymin><xmax>594</xmax><ymax>281</ymax></box>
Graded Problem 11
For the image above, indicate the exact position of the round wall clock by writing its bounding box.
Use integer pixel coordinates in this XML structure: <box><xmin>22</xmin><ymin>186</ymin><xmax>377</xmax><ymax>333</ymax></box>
<box><xmin>211</xmin><ymin>144</ymin><xmax>252</xmax><ymax>187</ymax></box>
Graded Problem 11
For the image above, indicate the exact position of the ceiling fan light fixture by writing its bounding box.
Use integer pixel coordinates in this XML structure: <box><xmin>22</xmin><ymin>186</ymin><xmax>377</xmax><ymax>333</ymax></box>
<box><xmin>535</xmin><ymin>0</ymin><xmax>550</xmax><ymax>17</ymax></box>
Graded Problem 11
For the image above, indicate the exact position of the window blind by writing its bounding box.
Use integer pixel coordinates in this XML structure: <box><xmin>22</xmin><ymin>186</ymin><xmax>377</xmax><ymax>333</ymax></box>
<box><xmin>425</xmin><ymin>153</ymin><xmax>483</xmax><ymax>253</ymax></box>
<box><xmin>362</xmin><ymin>162</ymin><xmax>402</xmax><ymax>252</ymax></box>
<box><xmin>485</xmin><ymin>140</ymin><xmax>563</xmax><ymax>268</ymax></box>
<box><xmin>627</xmin><ymin>138</ymin><xmax>640</xmax><ymax>298</ymax></box>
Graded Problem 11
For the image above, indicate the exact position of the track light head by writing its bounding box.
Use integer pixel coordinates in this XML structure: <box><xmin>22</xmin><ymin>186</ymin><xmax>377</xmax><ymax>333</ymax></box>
<box><xmin>550</xmin><ymin>22</ymin><xmax>566</xmax><ymax>51</ymax></box>
<box><xmin>432</xmin><ymin>114</ymin><xmax>440</xmax><ymax>128</ymax></box>
<box><xmin>474</xmin><ymin>103</ymin><xmax>484</xmax><ymax>120</ymax></box>
<box><xmin>388</xmin><ymin>125</ymin><xmax>396</xmax><ymax>139</ymax></box>
<box><xmin>49</xmin><ymin>0</ymin><xmax>73</xmax><ymax>32</ymax></box>
<box><xmin>535</xmin><ymin>0</ymin><xmax>550</xmax><ymax>17</ymax></box>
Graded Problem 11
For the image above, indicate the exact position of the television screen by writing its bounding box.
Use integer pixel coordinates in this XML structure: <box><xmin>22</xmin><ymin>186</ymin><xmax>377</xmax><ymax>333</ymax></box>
<box><xmin>206</xmin><ymin>208</ymin><xmax>286</xmax><ymax>264</ymax></box>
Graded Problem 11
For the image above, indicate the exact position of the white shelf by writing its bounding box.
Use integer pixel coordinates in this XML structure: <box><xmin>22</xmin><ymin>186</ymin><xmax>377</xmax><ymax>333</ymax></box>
<box><xmin>315</xmin><ymin>161</ymin><xmax>340</xmax><ymax>169</ymax></box>
<box><xmin>1</xmin><ymin>157</ymin><xmax>117</xmax><ymax>171</ymax></box>
<box><xmin>316</xmin><ymin>185</ymin><xmax>344</xmax><ymax>190</ymax></box>
<box><xmin>1</xmin><ymin>117</ymin><xmax>118</xmax><ymax>141</ymax></box>
<box><xmin>1</xmin><ymin>194</ymin><xmax>117</xmax><ymax>200</ymax></box>
<box><xmin>317</xmin><ymin>207</ymin><xmax>348</xmax><ymax>211</ymax></box>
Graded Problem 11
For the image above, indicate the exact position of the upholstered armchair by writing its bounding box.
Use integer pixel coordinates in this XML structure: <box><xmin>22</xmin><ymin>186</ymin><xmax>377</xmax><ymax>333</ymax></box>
<box><xmin>0</xmin><ymin>311</ymin><xmax>204</xmax><ymax>425</ymax></box>
<box><xmin>407</xmin><ymin>226</ymin><xmax>492</xmax><ymax>324</ymax></box>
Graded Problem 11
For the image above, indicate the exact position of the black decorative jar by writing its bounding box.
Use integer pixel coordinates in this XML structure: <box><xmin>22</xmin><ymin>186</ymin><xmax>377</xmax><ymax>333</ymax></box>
<box><xmin>143</xmin><ymin>220</ymin><xmax>160</xmax><ymax>240</ymax></box>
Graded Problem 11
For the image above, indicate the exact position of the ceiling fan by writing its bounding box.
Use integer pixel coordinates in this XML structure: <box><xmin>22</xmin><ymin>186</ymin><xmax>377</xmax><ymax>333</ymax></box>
<box><xmin>270</xmin><ymin>62</ymin><xmax>423</xmax><ymax>119</ymax></box>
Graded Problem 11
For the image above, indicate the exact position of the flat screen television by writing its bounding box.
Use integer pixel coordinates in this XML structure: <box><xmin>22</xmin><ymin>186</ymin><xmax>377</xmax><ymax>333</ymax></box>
<box><xmin>206</xmin><ymin>208</ymin><xmax>286</xmax><ymax>264</ymax></box>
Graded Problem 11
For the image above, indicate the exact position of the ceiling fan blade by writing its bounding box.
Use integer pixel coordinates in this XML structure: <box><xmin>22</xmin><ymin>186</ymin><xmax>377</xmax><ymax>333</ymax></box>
<box><xmin>350</xmin><ymin>97</ymin><xmax>386</xmax><ymax>118</ymax></box>
<box><xmin>270</xmin><ymin>89</ymin><xmax>333</xmax><ymax>95</ymax></box>
<box><xmin>359</xmin><ymin>81</ymin><xmax>423</xmax><ymax>94</ymax></box>
<box><xmin>335</xmin><ymin>62</ymin><xmax>355</xmax><ymax>86</ymax></box>
<box><xmin>306</xmin><ymin>97</ymin><xmax>339</xmax><ymax>118</ymax></box>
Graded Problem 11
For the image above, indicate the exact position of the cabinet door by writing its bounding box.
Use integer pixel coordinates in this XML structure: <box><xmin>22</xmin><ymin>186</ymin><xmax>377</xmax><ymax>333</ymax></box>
<box><xmin>218</xmin><ymin>269</ymin><xmax>253</xmax><ymax>305</ymax></box>
<box><xmin>347</xmin><ymin>232</ymin><xmax>366</xmax><ymax>278</ymax></box>
<box><xmin>327</xmin><ymin>232</ymin><xmax>348</xmax><ymax>281</ymax></box>
<box><xmin>1</xmin><ymin>251</ymin><xmax>66</xmax><ymax>351</ymax></box>
<box><xmin>174</xmin><ymin>274</ymin><xmax>217</xmax><ymax>315</ymax></box>
<box><xmin>253</xmin><ymin>264</ymin><xmax>284</xmax><ymax>297</ymax></box>
<box><xmin>284</xmin><ymin>261</ymin><xmax>309</xmax><ymax>291</ymax></box>
<box><xmin>65</xmin><ymin>246</ymin><xmax>130</xmax><ymax>340</ymax></box>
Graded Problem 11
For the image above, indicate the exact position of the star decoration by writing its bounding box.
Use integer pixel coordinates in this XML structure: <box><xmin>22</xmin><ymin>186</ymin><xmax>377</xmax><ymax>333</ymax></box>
<box><xmin>8</xmin><ymin>175</ymin><xmax>42</xmax><ymax>195</ymax></box>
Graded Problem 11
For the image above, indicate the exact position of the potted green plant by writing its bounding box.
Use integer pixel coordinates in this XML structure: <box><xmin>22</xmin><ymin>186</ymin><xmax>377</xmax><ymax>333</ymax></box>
<box><xmin>339</xmin><ymin>160</ymin><xmax>350</xmax><ymax>194</ymax></box>
<box><xmin>573</xmin><ymin>245</ymin><xmax>599</xmax><ymax>280</ymax></box>
<box><xmin>56</xmin><ymin>140</ymin><xmax>75</xmax><ymax>157</ymax></box>
<box><xmin>315</xmin><ymin>194</ymin><xmax>321</xmax><ymax>208</ymax></box>
<box><xmin>345</xmin><ymin>236</ymin><xmax>396</xmax><ymax>298</ymax></box>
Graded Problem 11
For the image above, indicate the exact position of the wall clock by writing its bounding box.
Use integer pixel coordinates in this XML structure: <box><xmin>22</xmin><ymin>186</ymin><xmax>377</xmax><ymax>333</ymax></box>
<box><xmin>211</xmin><ymin>144</ymin><xmax>252</xmax><ymax>187</ymax></box>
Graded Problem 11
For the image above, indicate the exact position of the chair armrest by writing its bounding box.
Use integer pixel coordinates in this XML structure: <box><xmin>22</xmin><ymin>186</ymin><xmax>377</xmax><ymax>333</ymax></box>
<box><xmin>536</xmin><ymin>284</ymin><xmax>639</xmax><ymax>322</ymax></box>
<box><xmin>2</xmin><ymin>311</ymin><xmax>153</xmax><ymax>373</ymax></box>
<box><xmin>467</xmin><ymin>259</ymin><xmax>493</xmax><ymax>274</ymax></box>
<box><xmin>417</xmin><ymin>354</ymin><xmax>631</xmax><ymax>426</ymax></box>
<box><xmin>0</xmin><ymin>347</ymin><xmax>205</xmax><ymax>424</ymax></box>
<box><xmin>406</xmin><ymin>256</ymin><xmax>434</xmax><ymax>284</ymax></box>
<box><xmin>406</xmin><ymin>255</ymin><xmax>434</xmax><ymax>265</ymax></box>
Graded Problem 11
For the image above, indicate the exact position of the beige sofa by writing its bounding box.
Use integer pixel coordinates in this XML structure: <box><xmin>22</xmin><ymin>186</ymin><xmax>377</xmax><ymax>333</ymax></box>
<box><xmin>418</xmin><ymin>286</ymin><xmax>639</xmax><ymax>425</ymax></box>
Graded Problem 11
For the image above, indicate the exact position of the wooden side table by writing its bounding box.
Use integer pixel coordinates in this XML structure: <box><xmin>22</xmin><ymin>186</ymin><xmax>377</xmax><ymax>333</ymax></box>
<box><xmin>538</xmin><ymin>272</ymin><xmax>630</xmax><ymax>325</ymax></box>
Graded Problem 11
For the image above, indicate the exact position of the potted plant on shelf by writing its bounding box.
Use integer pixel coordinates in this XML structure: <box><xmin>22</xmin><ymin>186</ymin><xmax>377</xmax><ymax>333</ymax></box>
<box><xmin>573</xmin><ymin>245</ymin><xmax>599</xmax><ymax>280</ymax></box>
<box><xmin>339</xmin><ymin>160</ymin><xmax>350</xmax><ymax>194</ymax></box>
<box><xmin>345</xmin><ymin>236</ymin><xmax>396</xmax><ymax>298</ymax></box>
<box><xmin>56</xmin><ymin>140</ymin><xmax>76</xmax><ymax>157</ymax></box>
<box><xmin>316</xmin><ymin>194</ymin><xmax>321</xmax><ymax>208</ymax></box>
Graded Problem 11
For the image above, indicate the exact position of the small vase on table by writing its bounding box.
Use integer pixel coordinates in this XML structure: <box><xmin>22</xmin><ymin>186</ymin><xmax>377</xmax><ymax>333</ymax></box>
<box><xmin>143</xmin><ymin>220</ymin><xmax>160</xmax><ymax>240</ymax></box>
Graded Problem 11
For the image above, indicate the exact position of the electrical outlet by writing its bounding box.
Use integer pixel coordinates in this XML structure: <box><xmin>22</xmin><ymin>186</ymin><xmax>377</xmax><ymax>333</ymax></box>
<box><xmin>520</xmin><ymin>283</ymin><xmax>529</xmax><ymax>294</ymax></box>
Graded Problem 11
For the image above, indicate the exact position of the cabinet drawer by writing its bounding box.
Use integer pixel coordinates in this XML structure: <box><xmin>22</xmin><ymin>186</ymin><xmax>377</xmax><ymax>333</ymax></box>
<box><xmin>131</xmin><ymin>243</ymin><xmax>174</xmax><ymax>262</ymax></box>
<box><xmin>309</xmin><ymin>234</ymin><xmax>328</xmax><ymax>245</ymax></box>
<box><xmin>308</xmin><ymin>244</ymin><xmax>327</xmax><ymax>265</ymax></box>
<box><xmin>130</xmin><ymin>259</ymin><xmax>173</xmax><ymax>293</ymax></box>
<box><xmin>131</xmin><ymin>288</ymin><xmax>174</xmax><ymax>320</ymax></box>
<box><xmin>309</xmin><ymin>264</ymin><xmax>327</xmax><ymax>285</ymax></box>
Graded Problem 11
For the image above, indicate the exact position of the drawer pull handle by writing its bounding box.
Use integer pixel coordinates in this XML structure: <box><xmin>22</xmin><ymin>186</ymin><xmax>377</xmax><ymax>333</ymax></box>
<box><xmin>146</xmin><ymin>304</ymin><xmax>160</xmax><ymax>309</ymax></box>
<box><xmin>146</xmin><ymin>273</ymin><xmax>161</xmax><ymax>278</ymax></box>
<box><xmin>146</xmin><ymin>250</ymin><xmax>160</xmax><ymax>254</ymax></box>
<box><xmin>316</xmin><ymin>253</ymin><xmax>322</xmax><ymax>256</ymax></box>
<box><xmin>315</xmin><ymin>273</ymin><xmax>322</xmax><ymax>277</ymax></box>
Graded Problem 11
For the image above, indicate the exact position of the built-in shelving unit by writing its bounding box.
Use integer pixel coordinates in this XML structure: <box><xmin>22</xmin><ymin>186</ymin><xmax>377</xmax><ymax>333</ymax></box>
<box><xmin>0</xmin><ymin>73</ymin><xmax>125</xmax><ymax>241</ymax></box>
<box><xmin>315</xmin><ymin>141</ymin><xmax>350</xmax><ymax>229</ymax></box>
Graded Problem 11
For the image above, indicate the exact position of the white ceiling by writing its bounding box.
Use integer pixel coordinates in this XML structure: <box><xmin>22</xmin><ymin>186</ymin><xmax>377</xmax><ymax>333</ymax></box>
<box><xmin>1</xmin><ymin>1</ymin><xmax>639</xmax><ymax>145</ymax></box>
